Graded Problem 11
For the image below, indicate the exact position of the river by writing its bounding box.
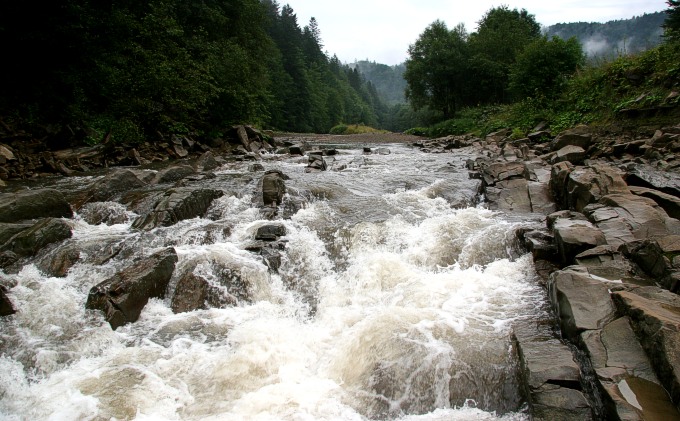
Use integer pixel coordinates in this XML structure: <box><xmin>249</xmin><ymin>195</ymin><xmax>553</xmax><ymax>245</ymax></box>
<box><xmin>0</xmin><ymin>142</ymin><xmax>550</xmax><ymax>420</ymax></box>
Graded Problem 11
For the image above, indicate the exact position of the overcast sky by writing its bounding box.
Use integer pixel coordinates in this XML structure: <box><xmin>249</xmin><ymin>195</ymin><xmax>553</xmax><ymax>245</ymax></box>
<box><xmin>282</xmin><ymin>0</ymin><xmax>669</xmax><ymax>65</ymax></box>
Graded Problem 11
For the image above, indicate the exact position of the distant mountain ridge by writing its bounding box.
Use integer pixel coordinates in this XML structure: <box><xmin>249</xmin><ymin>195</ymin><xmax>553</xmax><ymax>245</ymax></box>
<box><xmin>544</xmin><ymin>11</ymin><xmax>666</xmax><ymax>57</ymax></box>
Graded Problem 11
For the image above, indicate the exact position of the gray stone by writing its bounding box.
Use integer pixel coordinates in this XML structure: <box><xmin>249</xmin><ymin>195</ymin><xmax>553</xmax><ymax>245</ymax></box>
<box><xmin>481</xmin><ymin>161</ymin><xmax>527</xmax><ymax>186</ymax></box>
<box><xmin>548</xmin><ymin>269</ymin><xmax>617</xmax><ymax>339</ymax></box>
<box><xmin>195</xmin><ymin>151</ymin><xmax>219</xmax><ymax>172</ymax></box>
<box><xmin>625</xmin><ymin>164</ymin><xmax>680</xmax><ymax>197</ymax></box>
<box><xmin>78</xmin><ymin>169</ymin><xmax>147</xmax><ymax>206</ymax></box>
<box><xmin>255</xmin><ymin>224</ymin><xmax>286</xmax><ymax>241</ymax></box>
<box><xmin>551</xmin><ymin>145</ymin><xmax>586</xmax><ymax>165</ymax></box>
<box><xmin>552</xmin><ymin>217</ymin><xmax>607</xmax><ymax>265</ymax></box>
<box><xmin>86</xmin><ymin>247</ymin><xmax>178</xmax><ymax>329</ymax></box>
<box><xmin>612</xmin><ymin>287</ymin><xmax>680</xmax><ymax>407</ymax></box>
<box><xmin>2</xmin><ymin>218</ymin><xmax>72</xmax><ymax>258</ymax></box>
<box><xmin>132</xmin><ymin>188</ymin><xmax>224</xmax><ymax>231</ymax></box>
<box><xmin>629</xmin><ymin>185</ymin><xmax>680</xmax><ymax>220</ymax></box>
<box><xmin>551</xmin><ymin>129</ymin><xmax>592</xmax><ymax>151</ymax></box>
<box><xmin>0</xmin><ymin>189</ymin><xmax>73</xmax><ymax>223</ymax></box>
<box><xmin>566</xmin><ymin>165</ymin><xmax>630</xmax><ymax>212</ymax></box>
<box><xmin>262</xmin><ymin>170</ymin><xmax>286</xmax><ymax>207</ymax></box>
<box><xmin>151</xmin><ymin>165</ymin><xmax>195</xmax><ymax>185</ymax></box>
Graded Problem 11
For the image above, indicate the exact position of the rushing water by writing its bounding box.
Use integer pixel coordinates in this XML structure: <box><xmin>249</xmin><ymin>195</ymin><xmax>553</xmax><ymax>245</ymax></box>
<box><xmin>0</xmin><ymin>143</ymin><xmax>549</xmax><ymax>420</ymax></box>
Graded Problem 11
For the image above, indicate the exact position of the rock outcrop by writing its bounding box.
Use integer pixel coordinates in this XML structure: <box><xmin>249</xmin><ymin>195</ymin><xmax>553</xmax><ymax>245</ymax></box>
<box><xmin>86</xmin><ymin>247</ymin><xmax>178</xmax><ymax>329</ymax></box>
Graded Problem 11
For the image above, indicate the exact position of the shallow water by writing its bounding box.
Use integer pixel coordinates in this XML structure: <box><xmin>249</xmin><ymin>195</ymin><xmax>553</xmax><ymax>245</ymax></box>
<box><xmin>0</xmin><ymin>143</ymin><xmax>548</xmax><ymax>420</ymax></box>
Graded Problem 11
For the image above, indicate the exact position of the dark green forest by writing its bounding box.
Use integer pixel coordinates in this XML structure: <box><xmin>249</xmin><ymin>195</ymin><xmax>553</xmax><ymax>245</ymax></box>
<box><xmin>0</xmin><ymin>0</ymin><xmax>386</xmax><ymax>144</ymax></box>
<box><xmin>545</xmin><ymin>12</ymin><xmax>665</xmax><ymax>58</ymax></box>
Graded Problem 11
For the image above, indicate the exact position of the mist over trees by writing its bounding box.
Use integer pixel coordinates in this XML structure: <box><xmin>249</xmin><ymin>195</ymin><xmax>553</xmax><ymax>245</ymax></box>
<box><xmin>0</xmin><ymin>0</ymin><xmax>385</xmax><ymax>141</ymax></box>
<box><xmin>545</xmin><ymin>11</ymin><xmax>666</xmax><ymax>57</ymax></box>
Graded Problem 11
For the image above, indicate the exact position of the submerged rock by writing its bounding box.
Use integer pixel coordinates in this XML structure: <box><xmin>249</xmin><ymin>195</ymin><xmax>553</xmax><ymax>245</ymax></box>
<box><xmin>170</xmin><ymin>272</ymin><xmax>237</xmax><ymax>313</ymax></box>
<box><xmin>132</xmin><ymin>187</ymin><xmax>224</xmax><ymax>231</ymax></box>
<box><xmin>0</xmin><ymin>286</ymin><xmax>15</xmax><ymax>316</ymax></box>
<box><xmin>86</xmin><ymin>247</ymin><xmax>178</xmax><ymax>329</ymax></box>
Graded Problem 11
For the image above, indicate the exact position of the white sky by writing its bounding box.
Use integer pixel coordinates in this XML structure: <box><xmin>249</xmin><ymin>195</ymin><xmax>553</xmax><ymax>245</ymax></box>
<box><xmin>282</xmin><ymin>0</ymin><xmax>669</xmax><ymax>65</ymax></box>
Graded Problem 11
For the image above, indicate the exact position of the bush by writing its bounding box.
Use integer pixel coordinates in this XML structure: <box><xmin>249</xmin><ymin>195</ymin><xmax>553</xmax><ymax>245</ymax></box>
<box><xmin>329</xmin><ymin>124</ymin><xmax>388</xmax><ymax>135</ymax></box>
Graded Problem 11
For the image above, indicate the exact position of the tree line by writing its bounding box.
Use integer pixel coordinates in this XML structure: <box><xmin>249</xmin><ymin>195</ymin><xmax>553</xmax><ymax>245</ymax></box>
<box><xmin>403</xmin><ymin>6</ymin><xmax>586</xmax><ymax>122</ymax></box>
<box><xmin>0</xmin><ymin>0</ymin><xmax>385</xmax><ymax>143</ymax></box>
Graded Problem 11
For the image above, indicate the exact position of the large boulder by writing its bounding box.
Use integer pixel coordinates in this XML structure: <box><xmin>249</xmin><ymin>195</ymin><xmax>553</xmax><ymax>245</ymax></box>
<box><xmin>550</xmin><ymin>145</ymin><xmax>586</xmax><ymax>165</ymax></box>
<box><xmin>551</xmin><ymin>215</ymin><xmax>607</xmax><ymax>265</ymax></box>
<box><xmin>75</xmin><ymin>169</ymin><xmax>147</xmax><ymax>206</ymax></box>
<box><xmin>0</xmin><ymin>189</ymin><xmax>73</xmax><ymax>222</ymax></box>
<box><xmin>132</xmin><ymin>187</ymin><xmax>224</xmax><ymax>231</ymax></box>
<box><xmin>35</xmin><ymin>242</ymin><xmax>80</xmax><ymax>277</ymax></box>
<box><xmin>596</xmin><ymin>194</ymin><xmax>680</xmax><ymax>243</ymax></box>
<box><xmin>79</xmin><ymin>202</ymin><xmax>130</xmax><ymax>226</ymax></box>
<box><xmin>150</xmin><ymin>165</ymin><xmax>195</xmax><ymax>185</ymax></box>
<box><xmin>481</xmin><ymin>161</ymin><xmax>527</xmax><ymax>186</ymax></box>
<box><xmin>306</xmin><ymin>154</ymin><xmax>327</xmax><ymax>172</ymax></box>
<box><xmin>629</xmin><ymin>185</ymin><xmax>680</xmax><ymax>220</ymax></box>
<box><xmin>1</xmin><ymin>218</ymin><xmax>72</xmax><ymax>257</ymax></box>
<box><xmin>551</xmin><ymin>128</ymin><xmax>592</xmax><ymax>151</ymax></box>
<box><xmin>86</xmin><ymin>247</ymin><xmax>178</xmax><ymax>329</ymax></box>
<box><xmin>612</xmin><ymin>287</ymin><xmax>680</xmax><ymax>406</ymax></box>
<box><xmin>485</xmin><ymin>178</ymin><xmax>532</xmax><ymax>213</ymax></box>
<box><xmin>548</xmin><ymin>268</ymin><xmax>617</xmax><ymax>339</ymax></box>
<box><xmin>581</xmin><ymin>317</ymin><xmax>677</xmax><ymax>420</ymax></box>
<box><xmin>261</xmin><ymin>170</ymin><xmax>286</xmax><ymax>207</ymax></box>
<box><xmin>513</xmin><ymin>321</ymin><xmax>592</xmax><ymax>420</ymax></box>
<box><xmin>565</xmin><ymin>165</ymin><xmax>630</xmax><ymax>212</ymax></box>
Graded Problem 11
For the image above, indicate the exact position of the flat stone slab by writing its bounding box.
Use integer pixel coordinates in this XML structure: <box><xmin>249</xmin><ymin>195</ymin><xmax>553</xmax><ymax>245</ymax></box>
<box><xmin>612</xmin><ymin>287</ymin><xmax>680</xmax><ymax>407</ymax></box>
<box><xmin>548</xmin><ymin>268</ymin><xmax>617</xmax><ymax>339</ymax></box>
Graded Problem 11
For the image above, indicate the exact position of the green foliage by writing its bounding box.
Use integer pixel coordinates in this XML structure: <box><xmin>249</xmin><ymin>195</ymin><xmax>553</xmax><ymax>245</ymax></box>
<box><xmin>509</xmin><ymin>36</ymin><xmax>585</xmax><ymax>100</ymax></box>
<box><xmin>404</xmin><ymin>127</ymin><xmax>429</xmax><ymax>136</ymax></box>
<box><xmin>664</xmin><ymin>1</ymin><xmax>680</xmax><ymax>41</ymax></box>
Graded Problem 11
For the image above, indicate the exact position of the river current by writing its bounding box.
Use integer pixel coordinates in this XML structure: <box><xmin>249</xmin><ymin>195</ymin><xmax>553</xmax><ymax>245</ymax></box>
<box><xmin>0</xmin><ymin>143</ymin><xmax>549</xmax><ymax>420</ymax></box>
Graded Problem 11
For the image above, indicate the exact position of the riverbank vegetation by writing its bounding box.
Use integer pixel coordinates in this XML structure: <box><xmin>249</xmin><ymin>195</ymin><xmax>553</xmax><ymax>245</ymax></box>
<box><xmin>403</xmin><ymin>2</ymin><xmax>680</xmax><ymax>138</ymax></box>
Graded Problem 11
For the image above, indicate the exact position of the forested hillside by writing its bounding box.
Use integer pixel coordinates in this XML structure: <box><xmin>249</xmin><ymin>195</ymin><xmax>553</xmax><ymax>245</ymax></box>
<box><xmin>352</xmin><ymin>61</ymin><xmax>407</xmax><ymax>104</ymax></box>
<box><xmin>545</xmin><ymin>12</ymin><xmax>665</xmax><ymax>57</ymax></box>
<box><xmin>0</xmin><ymin>0</ymin><xmax>384</xmax><ymax>144</ymax></box>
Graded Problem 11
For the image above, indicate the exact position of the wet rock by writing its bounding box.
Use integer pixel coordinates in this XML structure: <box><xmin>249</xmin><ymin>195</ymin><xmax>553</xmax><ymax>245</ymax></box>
<box><xmin>194</xmin><ymin>151</ymin><xmax>219</xmax><ymax>172</ymax></box>
<box><xmin>132</xmin><ymin>187</ymin><xmax>224</xmax><ymax>231</ymax></box>
<box><xmin>596</xmin><ymin>194</ymin><xmax>680</xmax><ymax>242</ymax></box>
<box><xmin>363</xmin><ymin>147</ymin><xmax>372</xmax><ymax>154</ymax></box>
<box><xmin>551</xmin><ymin>215</ymin><xmax>607</xmax><ymax>265</ymax></box>
<box><xmin>86</xmin><ymin>247</ymin><xmax>178</xmax><ymax>329</ymax></box>
<box><xmin>551</xmin><ymin>129</ymin><xmax>592</xmax><ymax>151</ymax></box>
<box><xmin>0</xmin><ymin>222</ymin><xmax>33</xmax><ymax>245</ymax></box>
<box><xmin>481</xmin><ymin>161</ymin><xmax>527</xmax><ymax>186</ymax></box>
<box><xmin>548</xmin><ymin>268</ymin><xmax>617</xmax><ymax>339</ymax></box>
<box><xmin>35</xmin><ymin>243</ymin><xmax>80</xmax><ymax>277</ymax></box>
<box><xmin>289</xmin><ymin>145</ymin><xmax>304</xmax><ymax>155</ymax></box>
<box><xmin>0</xmin><ymin>189</ymin><xmax>73</xmax><ymax>223</ymax></box>
<box><xmin>619</xmin><ymin>236</ymin><xmax>680</xmax><ymax>289</ymax></box>
<box><xmin>550</xmin><ymin>145</ymin><xmax>586</xmax><ymax>165</ymax></box>
<box><xmin>574</xmin><ymin>245</ymin><xmax>644</xmax><ymax>283</ymax></box>
<box><xmin>485</xmin><ymin>178</ymin><xmax>532</xmax><ymax>213</ymax></box>
<box><xmin>625</xmin><ymin>164</ymin><xmax>680</xmax><ymax>197</ymax></box>
<box><xmin>151</xmin><ymin>165</ymin><xmax>195</xmax><ymax>185</ymax></box>
<box><xmin>518</xmin><ymin>229</ymin><xmax>557</xmax><ymax>261</ymax></box>
<box><xmin>549</xmin><ymin>162</ymin><xmax>574</xmax><ymax>210</ymax></box>
<box><xmin>255</xmin><ymin>224</ymin><xmax>286</xmax><ymax>241</ymax></box>
<box><xmin>513</xmin><ymin>320</ymin><xmax>592</xmax><ymax>420</ymax></box>
<box><xmin>376</xmin><ymin>148</ymin><xmax>391</xmax><ymax>155</ymax></box>
<box><xmin>262</xmin><ymin>170</ymin><xmax>286</xmax><ymax>207</ymax></box>
<box><xmin>75</xmin><ymin>169</ymin><xmax>147</xmax><ymax>207</ymax></box>
<box><xmin>170</xmin><ymin>272</ymin><xmax>236</xmax><ymax>313</ymax></box>
<box><xmin>612</xmin><ymin>287</ymin><xmax>680</xmax><ymax>406</ymax></box>
<box><xmin>306</xmin><ymin>154</ymin><xmax>327</xmax><ymax>172</ymax></box>
<box><xmin>554</xmin><ymin>164</ymin><xmax>630</xmax><ymax>213</ymax></box>
<box><xmin>528</xmin><ymin>181</ymin><xmax>557</xmax><ymax>215</ymax></box>
<box><xmin>629</xmin><ymin>185</ymin><xmax>680</xmax><ymax>220</ymax></box>
<box><xmin>0</xmin><ymin>286</ymin><xmax>15</xmax><ymax>316</ymax></box>
<box><xmin>1</xmin><ymin>218</ymin><xmax>72</xmax><ymax>258</ymax></box>
<box><xmin>580</xmin><ymin>317</ymin><xmax>678</xmax><ymax>420</ymax></box>
<box><xmin>79</xmin><ymin>202</ymin><xmax>130</xmax><ymax>226</ymax></box>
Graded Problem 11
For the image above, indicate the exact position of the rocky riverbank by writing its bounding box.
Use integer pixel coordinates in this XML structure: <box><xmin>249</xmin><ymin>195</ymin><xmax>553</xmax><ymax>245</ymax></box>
<box><xmin>416</xmin><ymin>124</ymin><xmax>680</xmax><ymax>420</ymax></box>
